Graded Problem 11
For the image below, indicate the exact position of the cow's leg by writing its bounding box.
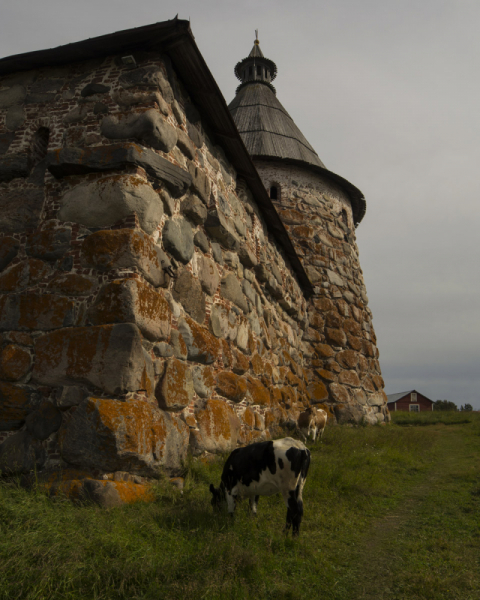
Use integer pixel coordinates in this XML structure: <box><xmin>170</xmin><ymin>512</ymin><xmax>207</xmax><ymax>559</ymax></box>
<box><xmin>311</xmin><ymin>427</ymin><xmax>317</xmax><ymax>442</ymax></box>
<box><xmin>226</xmin><ymin>490</ymin><xmax>236</xmax><ymax>517</ymax></box>
<box><xmin>249</xmin><ymin>495</ymin><xmax>259</xmax><ymax>515</ymax></box>
<box><xmin>282</xmin><ymin>489</ymin><xmax>303</xmax><ymax>535</ymax></box>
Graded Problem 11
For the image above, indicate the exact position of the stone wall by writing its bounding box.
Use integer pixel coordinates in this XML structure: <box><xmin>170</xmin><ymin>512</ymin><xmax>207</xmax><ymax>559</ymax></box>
<box><xmin>0</xmin><ymin>52</ymin><xmax>314</xmax><ymax>500</ymax></box>
<box><xmin>255</xmin><ymin>160</ymin><xmax>389</xmax><ymax>425</ymax></box>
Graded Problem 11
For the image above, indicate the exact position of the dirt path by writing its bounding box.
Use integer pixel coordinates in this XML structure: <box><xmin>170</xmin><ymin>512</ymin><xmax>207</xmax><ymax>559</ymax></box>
<box><xmin>352</xmin><ymin>426</ymin><xmax>470</xmax><ymax>600</ymax></box>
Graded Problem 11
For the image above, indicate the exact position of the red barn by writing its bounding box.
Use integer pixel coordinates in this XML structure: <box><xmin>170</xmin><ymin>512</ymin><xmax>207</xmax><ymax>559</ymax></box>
<box><xmin>386</xmin><ymin>390</ymin><xmax>434</xmax><ymax>412</ymax></box>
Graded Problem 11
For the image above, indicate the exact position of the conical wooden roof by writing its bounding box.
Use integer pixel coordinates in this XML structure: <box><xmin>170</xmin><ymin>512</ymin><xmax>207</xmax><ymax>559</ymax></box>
<box><xmin>229</xmin><ymin>82</ymin><xmax>325</xmax><ymax>168</ymax></box>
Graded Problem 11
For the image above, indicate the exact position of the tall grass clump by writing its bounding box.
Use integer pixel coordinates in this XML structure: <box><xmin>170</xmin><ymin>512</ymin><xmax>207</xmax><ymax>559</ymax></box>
<box><xmin>391</xmin><ymin>410</ymin><xmax>478</xmax><ymax>426</ymax></box>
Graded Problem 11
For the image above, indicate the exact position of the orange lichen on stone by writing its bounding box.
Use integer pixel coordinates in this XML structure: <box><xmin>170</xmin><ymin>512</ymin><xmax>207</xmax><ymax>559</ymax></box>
<box><xmin>250</xmin><ymin>353</ymin><xmax>264</xmax><ymax>376</ymax></box>
<box><xmin>82</xmin><ymin>228</ymin><xmax>159</xmax><ymax>270</ymax></box>
<box><xmin>0</xmin><ymin>344</ymin><xmax>31</xmax><ymax>381</ymax></box>
<box><xmin>89</xmin><ymin>278</ymin><xmax>172</xmax><ymax>341</ymax></box>
<box><xmin>220</xmin><ymin>339</ymin><xmax>232</xmax><ymax>368</ymax></box>
<box><xmin>315</xmin><ymin>344</ymin><xmax>336</xmax><ymax>358</ymax></box>
<box><xmin>232</xmin><ymin>349</ymin><xmax>250</xmax><ymax>374</ymax></box>
<box><xmin>338</xmin><ymin>370</ymin><xmax>361</xmax><ymax>387</ymax></box>
<box><xmin>242</xmin><ymin>406</ymin><xmax>255</xmax><ymax>428</ymax></box>
<box><xmin>194</xmin><ymin>398</ymin><xmax>240</xmax><ymax>453</ymax></box>
<box><xmin>342</xmin><ymin>319</ymin><xmax>362</xmax><ymax>337</ymax></box>
<box><xmin>246</xmin><ymin>376</ymin><xmax>271</xmax><ymax>406</ymax></box>
<box><xmin>316</xmin><ymin>369</ymin><xmax>337</xmax><ymax>382</ymax></box>
<box><xmin>182</xmin><ymin>316</ymin><xmax>221</xmax><ymax>364</ymax></box>
<box><xmin>215</xmin><ymin>372</ymin><xmax>248</xmax><ymax>402</ymax></box>
<box><xmin>311</xmin><ymin>297</ymin><xmax>333</xmax><ymax>312</ymax></box>
<box><xmin>156</xmin><ymin>358</ymin><xmax>194</xmax><ymax>411</ymax></box>
<box><xmin>336</xmin><ymin>350</ymin><xmax>359</xmax><ymax>369</ymax></box>
<box><xmin>347</xmin><ymin>335</ymin><xmax>363</xmax><ymax>351</ymax></box>
<box><xmin>307</xmin><ymin>381</ymin><xmax>328</xmax><ymax>403</ymax></box>
<box><xmin>325</xmin><ymin>328</ymin><xmax>347</xmax><ymax>348</ymax></box>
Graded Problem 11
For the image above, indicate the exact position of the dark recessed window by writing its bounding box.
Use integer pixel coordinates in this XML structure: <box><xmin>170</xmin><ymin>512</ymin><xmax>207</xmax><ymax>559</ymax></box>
<box><xmin>249</xmin><ymin>66</ymin><xmax>253</xmax><ymax>77</ymax></box>
<box><xmin>30</xmin><ymin>127</ymin><xmax>50</xmax><ymax>167</ymax></box>
<box><xmin>257</xmin><ymin>65</ymin><xmax>261</xmax><ymax>76</ymax></box>
<box><xmin>270</xmin><ymin>185</ymin><xmax>278</xmax><ymax>200</ymax></box>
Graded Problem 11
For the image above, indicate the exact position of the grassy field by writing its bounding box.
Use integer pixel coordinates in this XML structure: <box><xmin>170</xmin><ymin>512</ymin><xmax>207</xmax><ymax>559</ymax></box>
<box><xmin>1</xmin><ymin>411</ymin><xmax>479</xmax><ymax>600</ymax></box>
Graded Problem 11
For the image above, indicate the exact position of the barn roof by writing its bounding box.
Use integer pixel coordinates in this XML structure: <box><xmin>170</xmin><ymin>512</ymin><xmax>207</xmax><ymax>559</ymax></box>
<box><xmin>386</xmin><ymin>390</ymin><xmax>435</xmax><ymax>404</ymax></box>
<box><xmin>0</xmin><ymin>18</ymin><xmax>314</xmax><ymax>296</ymax></box>
<box><xmin>228</xmin><ymin>38</ymin><xmax>367</xmax><ymax>226</ymax></box>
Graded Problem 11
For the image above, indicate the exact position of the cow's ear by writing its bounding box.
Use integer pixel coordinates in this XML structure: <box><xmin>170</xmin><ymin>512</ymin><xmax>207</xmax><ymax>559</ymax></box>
<box><xmin>209</xmin><ymin>483</ymin><xmax>215</xmax><ymax>495</ymax></box>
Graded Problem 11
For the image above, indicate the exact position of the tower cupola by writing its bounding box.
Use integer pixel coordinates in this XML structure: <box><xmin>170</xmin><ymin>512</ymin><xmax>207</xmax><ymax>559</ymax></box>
<box><xmin>234</xmin><ymin>31</ymin><xmax>277</xmax><ymax>93</ymax></box>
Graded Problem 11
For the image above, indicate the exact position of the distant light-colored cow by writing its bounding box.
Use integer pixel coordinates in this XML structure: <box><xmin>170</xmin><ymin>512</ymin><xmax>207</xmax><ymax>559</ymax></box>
<box><xmin>298</xmin><ymin>406</ymin><xmax>327</xmax><ymax>442</ymax></box>
<box><xmin>209</xmin><ymin>437</ymin><xmax>310</xmax><ymax>536</ymax></box>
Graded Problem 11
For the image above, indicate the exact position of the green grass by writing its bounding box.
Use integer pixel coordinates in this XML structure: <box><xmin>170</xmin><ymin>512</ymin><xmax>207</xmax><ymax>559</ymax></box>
<box><xmin>391</xmin><ymin>409</ymin><xmax>477</xmax><ymax>426</ymax></box>
<box><xmin>1</xmin><ymin>414</ymin><xmax>480</xmax><ymax>599</ymax></box>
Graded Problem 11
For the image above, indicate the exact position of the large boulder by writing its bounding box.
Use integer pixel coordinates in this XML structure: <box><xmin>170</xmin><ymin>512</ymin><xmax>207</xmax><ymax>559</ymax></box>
<box><xmin>162</xmin><ymin>217</ymin><xmax>194</xmax><ymax>264</ymax></box>
<box><xmin>0</xmin><ymin>187</ymin><xmax>44</xmax><ymax>233</ymax></box>
<box><xmin>172</xmin><ymin>268</ymin><xmax>206</xmax><ymax>324</ymax></box>
<box><xmin>32</xmin><ymin>324</ymin><xmax>149</xmax><ymax>395</ymax></box>
<box><xmin>0</xmin><ymin>430</ymin><xmax>45</xmax><ymax>475</ymax></box>
<box><xmin>101</xmin><ymin>109</ymin><xmax>177</xmax><ymax>153</ymax></box>
<box><xmin>81</xmin><ymin>228</ymin><xmax>166</xmax><ymax>288</ymax></box>
<box><xmin>58</xmin><ymin>397</ymin><xmax>189</xmax><ymax>476</ymax></box>
<box><xmin>156</xmin><ymin>357</ymin><xmax>194</xmax><ymax>411</ymax></box>
<box><xmin>58</xmin><ymin>174</ymin><xmax>163</xmax><ymax>235</ymax></box>
<box><xmin>0</xmin><ymin>293</ymin><xmax>75</xmax><ymax>331</ymax></box>
<box><xmin>191</xmin><ymin>398</ymin><xmax>240</xmax><ymax>454</ymax></box>
<box><xmin>0</xmin><ymin>382</ymin><xmax>40</xmax><ymax>430</ymax></box>
<box><xmin>88</xmin><ymin>278</ymin><xmax>172</xmax><ymax>342</ymax></box>
<box><xmin>177</xmin><ymin>317</ymin><xmax>221</xmax><ymax>365</ymax></box>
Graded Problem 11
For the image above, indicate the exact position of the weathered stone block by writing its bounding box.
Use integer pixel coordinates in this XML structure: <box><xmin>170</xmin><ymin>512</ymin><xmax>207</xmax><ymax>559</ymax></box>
<box><xmin>162</xmin><ymin>217</ymin><xmax>194</xmax><ymax>264</ymax></box>
<box><xmin>0</xmin><ymin>84</ymin><xmax>26</xmax><ymax>108</ymax></box>
<box><xmin>338</xmin><ymin>370</ymin><xmax>361</xmax><ymax>387</ymax></box>
<box><xmin>194</xmin><ymin>230</ymin><xmax>209</xmax><ymax>253</ymax></box>
<box><xmin>172</xmin><ymin>268</ymin><xmax>206</xmax><ymax>324</ymax></box>
<box><xmin>192</xmin><ymin>365</ymin><xmax>215</xmax><ymax>398</ymax></box>
<box><xmin>307</xmin><ymin>381</ymin><xmax>328</xmax><ymax>404</ymax></box>
<box><xmin>0</xmin><ymin>382</ymin><xmax>39</xmax><ymax>430</ymax></box>
<box><xmin>325</xmin><ymin>327</ymin><xmax>347</xmax><ymax>347</ymax></box>
<box><xmin>0</xmin><ymin>430</ymin><xmax>45</xmax><ymax>475</ymax></box>
<box><xmin>26</xmin><ymin>223</ymin><xmax>72</xmax><ymax>261</ymax></box>
<box><xmin>101</xmin><ymin>109</ymin><xmax>177</xmax><ymax>153</ymax></box>
<box><xmin>47</xmin><ymin>145</ymin><xmax>191</xmax><ymax>198</ymax></box>
<box><xmin>197</xmin><ymin>255</ymin><xmax>219</xmax><ymax>296</ymax></box>
<box><xmin>80</xmin><ymin>479</ymin><xmax>154</xmax><ymax>507</ymax></box>
<box><xmin>192</xmin><ymin>398</ymin><xmax>240</xmax><ymax>454</ymax></box>
<box><xmin>209</xmin><ymin>304</ymin><xmax>237</xmax><ymax>340</ymax></box>
<box><xmin>0</xmin><ymin>152</ymin><xmax>31</xmax><ymax>183</ymax></box>
<box><xmin>59</xmin><ymin>174</ymin><xmax>163</xmax><ymax>235</ymax></box>
<box><xmin>220</xmin><ymin>274</ymin><xmax>249</xmax><ymax>314</ymax></box>
<box><xmin>329</xmin><ymin>382</ymin><xmax>350</xmax><ymax>404</ymax></box>
<box><xmin>0</xmin><ymin>187</ymin><xmax>44</xmax><ymax>233</ymax></box>
<box><xmin>119</xmin><ymin>66</ymin><xmax>174</xmax><ymax>103</ymax></box>
<box><xmin>246</xmin><ymin>376</ymin><xmax>271</xmax><ymax>406</ymax></box>
<box><xmin>47</xmin><ymin>274</ymin><xmax>96</xmax><ymax>296</ymax></box>
<box><xmin>0</xmin><ymin>258</ymin><xmax>51</xmax><ymax>292</ymax></box>
<box><xmin>156</xmin><ymin>357</ymin><xmax>194</xmax><ymax>411</ymax></box>
<box><xmin>81</xmin><ymin>229</ymin><xmax>166</xmax><ymax>288</ymax></box>
<box><xmin>181</xmin><ymin>194</ymin><xmax>207</xmax><ymax>225</ymax></box>
<box><xmin>216</xmin><ymin>372</ymin><xmax>247</xmax><ymax>402</ymax></box>
<box><xmin>334</xmin><ymin>404</ymin><xmax>364</xmax><ymax>425</ymax></box>
<box><xmin>0</xmin><ymin>237</ymin><xmax>19</xmax><ymax>272</ymax></box>
<box><xmin>32</xmin><ymin>324</ymin><xmax>148</xmax><ymax>395</ymax></box>
<box><xmin>88</xmin><ymin>279</ymin><xmax>172</xmax><ymax>342</ymax></box>
<box><xmin>0</xmin><ymin>293</ymin><xmax>75</xmax><ymax>331</ymax></box>
<box><xmin>25</xmin><ymin>399</ymin><xmax>62</xmax><ymax>441</ymax></box>
<box><xmin>0</xmin><ymin>344</ymin><xmax>31</xmax><ymax>381</ymax></box>
<box><xmin>58</xmin><ymin>397</ymin><xmax>188</xmax><ymax>476</ymax></box>
<box><xmin>177</xmin><ymin>316</ymin><xmax>220</xmax><ymax>365</ymax></box>
<box><xmin>176</xmin><ymin>129</ymin><xmax>195</xmax><ymax>160</ymax></box>
<box><xmin>238</xmin><ymin>242</ymin><xmax>257</xmax><ymax>268</ymax></box>
<box><xmin>204</xmin><ymin>207</ymin><xmax>239</xmax><ymax>250</ymax></box>
<box><xmin>336</xmin><ymin>349</ymin><xmax>359</xmax><ymax>369</ymax></box>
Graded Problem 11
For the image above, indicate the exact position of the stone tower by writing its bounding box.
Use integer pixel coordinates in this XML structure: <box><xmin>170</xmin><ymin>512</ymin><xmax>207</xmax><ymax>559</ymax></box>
<box><xmin>229</xmin><ymin>35</ymin><xmax>388</xmax><ymax>424</ymax></box>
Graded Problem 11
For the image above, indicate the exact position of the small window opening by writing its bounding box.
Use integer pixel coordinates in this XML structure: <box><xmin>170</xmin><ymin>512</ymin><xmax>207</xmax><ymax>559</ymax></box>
<box><xmin>411</xmin><ymin>392</ymin><xmax>417</xmax><ymax>402</ymax></box>
<box><xmin>409</xmin><ymin>404</ymin><xmax>420</xmax><ymax>412</ymax></box>
<box><xmin>257</xmin><ymin>65</ymin><xmax>261</xmax><ymax>77</ymax></box>
<box><xmin>249</xmin><ymin>66</ymin><xmax>253</xmax><ymax>77</ymax></box>
<box><xmin>341</xmin><ymin>209</ymin><xmax>349</xmax><ymax>228</ymax></box>
<box><xmin>270</xmin><ymin>185</ymin><xmax>278</xmax><ymax>200</ymax></box>
<box><xmin>30</xmin><ymin>127</ymin><xmax>50</xmax><ymax>168</ymax></box>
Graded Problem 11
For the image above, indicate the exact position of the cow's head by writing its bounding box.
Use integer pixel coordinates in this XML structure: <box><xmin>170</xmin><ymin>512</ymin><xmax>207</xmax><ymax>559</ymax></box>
<box><xmin>209</xmin><ymin>483</ymin><xmax>226</xmax><ymax>511</ymax></box>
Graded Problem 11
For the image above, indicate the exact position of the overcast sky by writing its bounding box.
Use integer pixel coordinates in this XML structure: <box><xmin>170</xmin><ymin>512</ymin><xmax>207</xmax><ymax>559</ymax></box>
<box><xmin>2</xmin><ymin>0</ymin><xmax>479</xmax><ymax>409</ymax></box>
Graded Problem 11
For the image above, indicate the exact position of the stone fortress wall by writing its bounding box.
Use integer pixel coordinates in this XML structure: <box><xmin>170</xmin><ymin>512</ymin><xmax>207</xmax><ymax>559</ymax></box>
<box><xmin>255</xmin><ymin>161</ymin><xmax>388</xmax><ymax>425</ymax></box>
<box><xmin>0</xmin><ymin>51</ymin><xmax>319</xmax><ymax>501</ymax></box>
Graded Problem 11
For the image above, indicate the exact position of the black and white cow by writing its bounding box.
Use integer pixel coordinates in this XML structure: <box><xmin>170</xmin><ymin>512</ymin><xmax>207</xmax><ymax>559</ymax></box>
<box><xmin>209</xmin><ymin>437</ymin><xmax>310</xmax><ymax>536</ymax></box>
